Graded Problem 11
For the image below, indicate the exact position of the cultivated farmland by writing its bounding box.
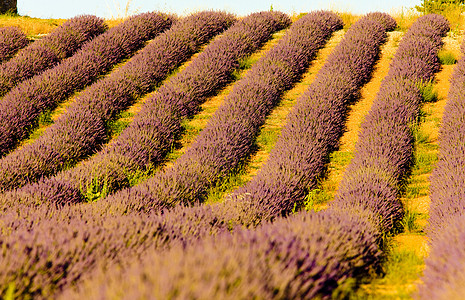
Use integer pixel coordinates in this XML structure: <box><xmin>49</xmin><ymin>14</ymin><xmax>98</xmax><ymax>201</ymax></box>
<box><xmin>0</xmin><ymin>8</ymin><xmax>463</xmax><ymax>299</ymax></box>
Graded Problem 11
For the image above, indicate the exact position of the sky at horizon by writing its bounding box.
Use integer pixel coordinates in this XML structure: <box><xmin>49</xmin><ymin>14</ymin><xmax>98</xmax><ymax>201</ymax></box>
<box><xmin>18</xmin><ymin>0</ymin><xmax>421</xmax><ymax>19</ymax></box>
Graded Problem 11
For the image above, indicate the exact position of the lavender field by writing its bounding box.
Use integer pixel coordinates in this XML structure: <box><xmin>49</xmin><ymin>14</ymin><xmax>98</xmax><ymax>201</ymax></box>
<box><xmin>0</xmin><ymin>9</ymin><xmax>463</xmax><ymax>299</ymax></box>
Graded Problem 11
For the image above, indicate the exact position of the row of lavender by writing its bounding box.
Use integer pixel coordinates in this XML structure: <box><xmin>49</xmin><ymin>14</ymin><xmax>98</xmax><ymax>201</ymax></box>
<box><xmin>56</xmin><ymin>12</ymin><xmax>397</xmax><ymax>299</ymax></box>
<box><xmin>330</xmin><ymin>13</ymin><xmax>449</xmax><ymax>233</ymax></box>
<box><xmin>0</xmin><ymin>26</ymin><xmax>28</xmax><ymax>63</ymax></box>
<box><xmin>416</xmin><ymin>39</ymin><xmax>465</xmax><ymax>298</ymax></box>
<box><xmin>69</xmin><ymin>13</ymin><xmax>451</xmax><ymax>299</ymax></box>
<box><xmin>0</xmin><ymin>11</ymin><xmax>290</xmax><ymax>299</ymax></box>
<box><xmin>91</xmin><ymin>10</ymin><xmax>344</xmax><ymax>214</ymax></box>
<box><xmin>230</xmin><ymin>12</ymin><xmax>396</xmax><ymax>221</ymax></box>
<box><xmin>0</xmin><ymin>16</ymin><xmax>107</xmax><ymax>97</ymax></box>
<box><xmin>0</xmin><ymin>11</ymin><xmax>236</xmax><ymax>192</ymax></box>
<box><xmin>0</xmin><ymin>12</ymin><xmax>173</xmax><ymax>157</ymax></box>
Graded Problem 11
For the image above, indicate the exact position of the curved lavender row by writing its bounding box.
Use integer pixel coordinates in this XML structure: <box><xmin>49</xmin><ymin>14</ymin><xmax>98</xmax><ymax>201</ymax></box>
<box><xmin>0</xmin><ymin>11</ymin><xmax>235</xmax><ymax>192</ymax></box>
<box><xmin>59</xmin><ymin>209</ymin><xmax>380</xmax><ymax>299</ymax></box>
<box><xmin>0</xmin><ymin>15</ymin><xmax>106</xmax><ymax>97</ymax></box>
<box><xmin>426</xmin><ymin>40</ymin><xmax>465</xmax><ymax>235</ymax></box>
<box><xmin>330</xmin><ymin>14</ymin><xmax>449</xmax><ymax>234</ymax></box>
<box><xmin>416</xmin><ymin>39</ymin><xmax>465</xmax><ymax>299</ymax></box>
<box><xmin>4</xmin><ymin>11</ymin><xmax>287</xmax><ymax>202</ymax></box>
<box><xmin>229</xmin><ymin>12</ymin><xmax>394</xmax><ymax>221</ymax></box>
<box><xmin>99</xmin><ymin>10</ymin><xmax>344</xmax><ymax>214</ymax></box>
<box><xmin>0</xmin><ymin>12</ymin><xmax>173</xmax><ymax>157</ymax></box>
<box><xmin>0</xmin><ymin>26</ymin><xmax>29</xmax><ymax>63</ymax></box>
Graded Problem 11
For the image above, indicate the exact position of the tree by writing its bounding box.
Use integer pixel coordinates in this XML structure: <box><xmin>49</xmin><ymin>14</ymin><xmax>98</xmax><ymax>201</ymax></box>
<box><xmin>416</xmin><ymin>0</ymin><xmax>465</xmax><ymax>14</ymax></box>
<box><xmin>0</xmin><ymin>0</ymin><xmax>17</xmax><ymax>14</ymax></box>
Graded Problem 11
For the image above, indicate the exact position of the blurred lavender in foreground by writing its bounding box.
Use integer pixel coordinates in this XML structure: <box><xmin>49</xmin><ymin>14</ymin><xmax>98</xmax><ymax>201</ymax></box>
<box><xmin>59</xmin><ymin>209</ymin><xmax>380</xmax><ymax>299</ymax></box>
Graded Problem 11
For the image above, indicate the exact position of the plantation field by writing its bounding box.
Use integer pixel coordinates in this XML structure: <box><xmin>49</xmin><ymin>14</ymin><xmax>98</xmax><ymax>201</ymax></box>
<box><xmin>0</xmin><ymin>8</ymin><xmax>464</xmax><ymax>299</ymax></box>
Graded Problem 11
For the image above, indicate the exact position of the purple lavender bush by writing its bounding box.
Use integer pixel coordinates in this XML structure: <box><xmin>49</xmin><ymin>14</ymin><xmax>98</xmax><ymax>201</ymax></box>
<box><xmin>229</xmin><ymin>13</ymin><xmax>394</xmax><ymax>222</ymax></box>
<box><xmin>0</xmin><ymin>26</ymin><xmax>28</xmax><ymax>63</ymax></box>
<box><xmin>426</xmin><ymin>37</ymin><xmax>465</xmax><ymax>235</ymax></box>
<box><xmin>416</xmin><ymin>35</ymin><xmax>465</xmax><ymax>300</ymax></box>
<box><xmin>0</xmin><ymin>11</ymin><xmax>235</xmax><ymax>192</ymax></box>
<box><xmin>0</xmin><ymin>12</ymin><xmax>173</xmax><ymax>157</ymax></box>
<box><xmin>0</xmin><ymin>15</ymin><xmax>106</xmax><ymax>97</ymax></box>
<box><xmin>0</xmin><ymin>203</ymin><xmax>195</xmax><ymax>299</ymax></box>
<box><xmin>364</xmin><ymin>12</ymin><xmax>397</xmax><ymax>31</ymax></box>
<box><xmin>331</xmin><ymin>13</ymin><xmax>449</xmax><ymax>234</ymax></box>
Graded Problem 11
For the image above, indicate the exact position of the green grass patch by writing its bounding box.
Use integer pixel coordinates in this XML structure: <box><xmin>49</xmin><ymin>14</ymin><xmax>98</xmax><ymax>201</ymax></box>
<box><xmin>413</xmin><ymin>149</ymin><xmax>438</xmax><ymax>174</ymax></box>
<box><xmin>238</xmin><ymin>55</ymin><xmax>256</xmax><ymax>70</ymax></box>
<box><xmin>409</xmin><ymin>115</ymin><xmax>438</xmax><ymax>177</ymax></box>
<box><xmin>19</xmin><ymin>109</ymin><xmax>54</xmax><ymax>146</ymax></box>
<box><xmin>418</xmin><ymin>82</ymin><xmax>439</xmax><ymax>103</ymax></box>
<box><xmin>329</xmin><ymin>150</ymin><xmax>353</xmax><ymax>167</ymax></box>
<box><xmin>303</xmin><ymin>188</ymin><xmax>331</xmax><ymax>212</ymax></box>
<box><xmin>125</xmin><ymin>163</ymin><xmax>158</xmax><ymax>187</ymax></box>
<box><xmin>400</xmin><ymin>202</ymin><xmax>423</xmax><ymax>233</ymax></box>
<box><xmin>411</xmin><ymin>123</ymin><xmax>430</xmax><ymax>144</ymax></box>
<box><xmin>380</xmin><ymin>248</ymin><xmax>424</xmax><ymax>285</ymax></box>
<box><xmin>205</xmin><ymin>168</ymin><xmax>248</xmax><ymax>204</ymax></box>
<box><xmin>231</xmin><ymin>55</ymin><xmax>259</xmax><ymax>80</ymax></box>
<box><xmin>107</xmin><ymin>111</ymin><xmax>134</xmax><ymax>139</ymax></box>
<box><xmin>303</xmin><ymin>151</ymin><xmax>354</xmax><ymax>211</ymax></box>
<box><xmin>401</xmin><ymin>129</ymin><xmax>437</xmax><ymax>200</ymax></box>
<box><xmin>80</xmin><ymin>175</ymin><xmax>110</xmax><ymax>202</ymax></box>
<box><xmin>255</xmin><ymin>127</ymin><xmax>281</xmax><ymax>153</ymax></box>
<box><xmin>403</xmin><ymin>181</ymin><xmax>429</xmax><ymax>199</ymax></box>
<box><xmin>37</xmin><ymin>108</ymin><xmax>54</xmax><ymax>127</ymax></box>
<box><xmin>165</xmin><ymin>117</ymin><xmax>205</xmax><ymax>162</ymax></box>
<box><xmin>438</xmin><ymin>49</ymin><xmax>457</xmax><ymax>65</ymax></box>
